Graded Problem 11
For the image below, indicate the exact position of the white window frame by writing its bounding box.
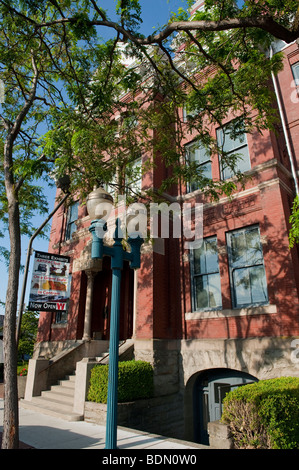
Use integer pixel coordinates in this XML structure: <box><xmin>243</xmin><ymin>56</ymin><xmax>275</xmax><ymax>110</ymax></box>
<box><xmin>185</xmin><ymin>140</ymin><xmax>212</xmax><ymax>193</ymax></box>
<box><xmin>226</xmin><ymin>225</ymin><xmax>269</xmax><ymax>309</ymax></box>
<box><xmin>190</xmin><ymin>236</ymin><xmax>222</xmax><ymax>311</ymax></box>
<box><xmin>65</xmin><ymin>200</ymin><xmax>79</xmax><ymax>241</ymax></box>
<box><xmin>125</xmin><ymin>156</ymin><xmax>142</xmax><ymax>196</ymax></box>
<box><xmin>291</xmin><ymin>62</ymin><xmax>299</xmax><ymax>83</ymax></box>
<box><xmin>217</xmin><ymin>122</ymin><xmax>251</xmax><ymax>180</ymax></box>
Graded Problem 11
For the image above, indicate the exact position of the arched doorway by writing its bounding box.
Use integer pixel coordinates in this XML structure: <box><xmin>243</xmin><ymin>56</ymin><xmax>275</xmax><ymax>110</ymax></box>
<box><xmin>193</xmin><ymin>368</ymin><xmax>258</xmax><ymax>445</ymax></box>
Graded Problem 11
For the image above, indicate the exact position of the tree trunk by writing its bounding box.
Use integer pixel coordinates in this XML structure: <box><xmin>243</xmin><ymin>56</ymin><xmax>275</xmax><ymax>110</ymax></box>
<box><xmin>1</xmin><ymin>139</ymin><xmax>21</xmax><ymax>449</ymax></box>
<box><xmin>1</xmin><ymin>62</ymin><xmax>39</xmax><ymax>449</ymax></box>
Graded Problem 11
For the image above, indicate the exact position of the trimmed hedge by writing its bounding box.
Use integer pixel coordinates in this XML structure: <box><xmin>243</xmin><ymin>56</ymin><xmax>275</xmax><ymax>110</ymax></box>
<box><xmin>221</xmin><ymin>376</ymin><xmax>299</xmax><ymax>449</ymax></box>
<box><xmin>87</xmin><ymin>360</ymin><xmax>154</xmax><ymax>404</ymax></box>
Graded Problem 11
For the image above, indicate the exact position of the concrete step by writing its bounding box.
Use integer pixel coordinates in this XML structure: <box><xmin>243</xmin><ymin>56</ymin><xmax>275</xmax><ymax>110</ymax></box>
<box><xmin>50</xmin><ymin>383</ymin><xmax>75</xmax><ymax>394</ymax></box>
<box><xmin>20</xmin><ymin>372</ymin><xmax>83</xmax><ymax>422</ymax></box>
<box><xmin>20</xmin><ymin>397</ymin><xmax>83</xmax><ymax>421</ymax></box>
<box><xmin>57</xmin><ymin>374</ymin><xmax>76</xmax><ymax>386</ymax></box>
<box><xmin>58</xmin><ymin>376</ymin><xmax>76</xmax><ymax>385</ymax></box>
<box><xmin>41</xmin><ymin>389</ymin><xmax>74</xmax><ymax>404</ymax></box>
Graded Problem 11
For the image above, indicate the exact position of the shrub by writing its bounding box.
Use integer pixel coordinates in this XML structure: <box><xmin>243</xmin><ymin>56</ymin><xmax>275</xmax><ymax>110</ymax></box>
<box><xmin>221</xmin><ymin>377</ymin><xmax>299</xmax><ymax>449</ymax></box>
<box><xmin>87</xmin><ymin>360</ymin><xmax>154</xmax><ymax>404</ymax></box>
<box><xmin>17</xmin><ymin>362</ymin><xmax>28</xmax><ymax>376</ymax></box>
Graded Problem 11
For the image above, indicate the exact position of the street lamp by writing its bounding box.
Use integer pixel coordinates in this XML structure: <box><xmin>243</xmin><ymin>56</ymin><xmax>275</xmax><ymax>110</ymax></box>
<box><xmin>86</xmin><ymin>186</ymin><xmax>143</xmax><ymax>450</ymax></box>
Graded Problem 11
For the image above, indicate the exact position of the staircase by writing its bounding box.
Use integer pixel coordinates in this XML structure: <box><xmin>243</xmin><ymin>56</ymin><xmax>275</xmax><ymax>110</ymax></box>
<box><xmin>20</xmin><ymin>373</ymin><xmax>83</xmax><ymax>422</ymax></box>
<box><xmin>20</xmin><ymin>339</ymin><xmax>134</xmax><ymax>421</ymax></box>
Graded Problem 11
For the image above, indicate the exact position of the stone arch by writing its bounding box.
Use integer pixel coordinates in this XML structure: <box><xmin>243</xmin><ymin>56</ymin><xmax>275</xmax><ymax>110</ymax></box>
<box><xmin>184</xmin><ymin>367</ymin><xmax>258</xmax><ymax>444</ymax></box>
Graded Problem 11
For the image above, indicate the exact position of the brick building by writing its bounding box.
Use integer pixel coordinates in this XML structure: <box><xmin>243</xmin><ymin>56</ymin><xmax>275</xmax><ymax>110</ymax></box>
<box><xmin>32</xmin><ymin>3</ymin><xmax>299</xmax><ymax>445</ymax></box>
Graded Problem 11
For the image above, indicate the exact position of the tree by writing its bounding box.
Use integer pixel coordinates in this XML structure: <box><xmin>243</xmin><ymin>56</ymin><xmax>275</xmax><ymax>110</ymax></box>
<box><xmin>1</xmin><ymin>0</ymin><xmax>298</xmax><ymax>449</ymax></box>
<box><xmin>0</xmin><ymin>1</ymin><xmax>100</xmax><ymax>448</ymax></box>
<box><xmin>40</xmin><ymin>0</ymin><xmax>296</xmax><ymax>201</ymax></box>
<box><xmin>0</xmin><ymin>36</ymin><xmax>50</xmax><ymax>450</ymax></box>
<box><xmin>289</xmin><ymin>196</ymin><xmax>299</xmax><ymax>248</ymax></box>
<box><xmin>18</xmin><ymin>310</ymin><xmax>38</xmax><ymax>360</ymax></box>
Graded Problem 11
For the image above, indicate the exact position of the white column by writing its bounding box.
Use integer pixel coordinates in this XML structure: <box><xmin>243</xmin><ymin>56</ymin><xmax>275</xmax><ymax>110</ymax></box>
<box><xmin>82</xmin><ymin>270</ymin><xmax>96</xmax><ymax>341</ymax></box>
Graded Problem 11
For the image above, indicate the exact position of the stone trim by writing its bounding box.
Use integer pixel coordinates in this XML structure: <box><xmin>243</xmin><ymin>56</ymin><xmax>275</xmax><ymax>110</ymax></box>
<box><xmin>51</xmin><ymin>323</ymin><xmax>67</xmax><ymax>329</ymax></box>
<box><xmin>185</xmin><ymin>304</ymin><xmax>277</xmax><ymax>320</ymax></box>
<box><xmin>180</xmin><ymin>158</ymin><xmax>293</xmax><ymax>202</ymax></box>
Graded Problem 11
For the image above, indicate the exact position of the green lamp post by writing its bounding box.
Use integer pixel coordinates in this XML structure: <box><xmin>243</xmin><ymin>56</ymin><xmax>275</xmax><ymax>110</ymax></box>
<box><xmin>86</xmin><ymin>187</ymin><xmax>143</xmax><ymax>449</ymax></box>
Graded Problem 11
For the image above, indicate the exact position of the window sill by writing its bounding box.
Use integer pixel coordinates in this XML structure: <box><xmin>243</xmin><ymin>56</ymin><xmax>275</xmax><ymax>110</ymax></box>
<box><xmin>185</xmin><ymin>304</ymin><xmax>277</xmax><ymax>320</ymax></box>
<box><xmin>51</xmin><ymin>323</ymin><xmax>68</xmax><ymax>328</ymax></box>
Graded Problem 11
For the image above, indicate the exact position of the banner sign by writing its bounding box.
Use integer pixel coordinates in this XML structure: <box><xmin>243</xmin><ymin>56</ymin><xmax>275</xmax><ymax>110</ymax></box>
<box><xmin>28</xmin><ymin>251</ymin><xmax>70</xmax><ymax>312</ymax></box>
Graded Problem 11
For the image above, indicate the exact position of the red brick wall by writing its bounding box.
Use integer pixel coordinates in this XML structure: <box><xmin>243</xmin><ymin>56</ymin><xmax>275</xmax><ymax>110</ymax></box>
<box><xmin>135</xmin><ymin>252</ymin><xmax>154</xmax><ymax>339</ymax></box>
<box><xmin>183</xmin><ymin>179</ymin><xmax>299</xmax><ymax>339</ymax></box>
<box><xmin>276</xmin><ymin>43</ymin><xmax>299</xmax><ymax>169</ymax></box>
<box><xmin>37</xmin><ymin>43</ymin><xmax>299</xmax><ymax>346</ymax></box>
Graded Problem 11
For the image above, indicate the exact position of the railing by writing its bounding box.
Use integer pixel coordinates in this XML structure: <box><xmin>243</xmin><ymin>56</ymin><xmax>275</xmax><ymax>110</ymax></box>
<box><xmin>96</xmin><ymin>340</ymin><xmax>127</xmax><ymax>364</ymax></box>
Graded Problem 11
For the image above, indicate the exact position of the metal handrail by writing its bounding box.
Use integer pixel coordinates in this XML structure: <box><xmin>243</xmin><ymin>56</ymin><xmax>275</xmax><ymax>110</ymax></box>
<box><xmin>96</xmin><ymin>340</ymin><xmax>127</xmax><ymax>364</ymax></box>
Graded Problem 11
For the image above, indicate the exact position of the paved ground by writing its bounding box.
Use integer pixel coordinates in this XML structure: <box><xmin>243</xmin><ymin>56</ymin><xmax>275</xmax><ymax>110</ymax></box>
<box><xmin>0</xmin><ymin>382</ymin><xmax>33</xmax><ymax>448</ymax></box>
<box><xmin>0</xmin><ymin>386</ymin><xmax>208</xmax><ymax>451</ymax></box>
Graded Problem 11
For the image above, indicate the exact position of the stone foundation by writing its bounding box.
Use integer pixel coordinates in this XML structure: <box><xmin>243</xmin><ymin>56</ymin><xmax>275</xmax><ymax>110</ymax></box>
<box><xmin>208</xmin><ymin>421</ymin><xmax>234</xmax><ymax>449</ymax></box>
<box><xmin>84</xmin><ymin>394</ymin><xmax>185</xmax><ymax>440</ymax></box>
<box><xmin>27</xmin><ymin>336</ymin><xmax>299</xmax><ymax>445</ymax></box>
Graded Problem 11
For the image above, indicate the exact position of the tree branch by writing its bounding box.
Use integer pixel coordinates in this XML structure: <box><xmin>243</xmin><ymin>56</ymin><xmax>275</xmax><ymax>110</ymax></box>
<box><xmin>1</xmin><ymin>0</ymin><xmax>297</xmax><ymax>45</ymax></box>
<box><xmin>10</xmin><ymin>54</ymin><xmax>39</xmax><ymax>143</ymax></box>
<box><xmin>146</xmin><ymin>16</ymin><xmax>299</xmax><ymax>45</ymax></box>
<box><xmin>157</xmin><ymin>41</ymin><xmax>199</xmax><ymax>92</ymax></box>
<box><xmin>185</xmin><ymin>30</ymin><xmax>244</xmax><ymax>104</ymax></box>
<box><xmin>26</xmin><ymin>15</ymin><xmax>299</xmax><ymax>45</ymax></box>
<box><xmin>0</xmin><ymin>114</ymin><xmax>11</xmax><ymax>131</ymax></box>
<box><xmin>14</xmin><ymin>152</ymin><xmax>49</xmax><ymax>193</ymax></box>
<box><xmin>89</xmin><ymin>0</ymin><xmax>107</xmax><ymax>21</ymax></box>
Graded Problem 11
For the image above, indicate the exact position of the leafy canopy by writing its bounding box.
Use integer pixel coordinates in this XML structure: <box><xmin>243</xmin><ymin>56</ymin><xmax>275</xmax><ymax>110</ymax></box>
<box><xmin>1</xmin><ymin>0</ymin><xmax>298</xmax><ymax>209</ymax></box>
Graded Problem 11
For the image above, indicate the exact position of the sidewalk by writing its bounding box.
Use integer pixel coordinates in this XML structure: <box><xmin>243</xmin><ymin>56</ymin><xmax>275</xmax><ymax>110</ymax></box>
<box><xmin>0</xmin><ymin>398</ymin><xmax>208</xmax><ymax>450</ymax></box>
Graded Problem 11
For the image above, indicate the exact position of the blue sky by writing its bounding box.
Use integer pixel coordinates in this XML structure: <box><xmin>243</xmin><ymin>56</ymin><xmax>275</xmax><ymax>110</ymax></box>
<box><xmin>100</xmin><ymin>0</ymin><xmax>190</xmax><ymax>32</ymax></box>
<box><xmin>0</xmin><ymin>0</ymin><xmax>190</xmax><ymax>315</ymax></box>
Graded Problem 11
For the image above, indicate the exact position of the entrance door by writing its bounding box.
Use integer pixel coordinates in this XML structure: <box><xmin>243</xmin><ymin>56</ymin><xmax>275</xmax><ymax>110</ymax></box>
<box><xmin>194</xmin><ymin>369</ymin><xmax>257</xmax><ymax>445</ymax></box>
<box><xmin>212</xmin><ymin>381</ymin><xmax>232</xmax><ymax>422</ymax></box>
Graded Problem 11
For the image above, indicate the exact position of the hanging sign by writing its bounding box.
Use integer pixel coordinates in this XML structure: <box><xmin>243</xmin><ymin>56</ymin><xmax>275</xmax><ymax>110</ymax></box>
<box><xmin>28</xmin><ymin>251</ymin><xmax>70</xmax><ymax>312</ymax></box>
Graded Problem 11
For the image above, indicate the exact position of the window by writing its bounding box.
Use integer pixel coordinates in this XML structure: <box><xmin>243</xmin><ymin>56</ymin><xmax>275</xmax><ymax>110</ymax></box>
<box><xmin>183</xmin><ymin>104</ymin><xmax>201</xmax><ymax>122</ymax></box>
<box><xmin>65</xmin><ymin>201</ymin><xmax>79</xmax><ymax>241</ymax></box>
<box><xmin>291</xmin><ymin>62</ymin><xmax>299</xmax><ymax>100</ymax></box>
<box><xmin>217</xmin><ymin>123</ymin><xmax>250</xmax><ymax>179</ymax></box>
<box><xmin>291</xmin><ymin>62</ymin><xmax>299</xmax><ymax>83</ymax></box>
<box><xmin>55</xmin><ymin>309</ymin><xmax>68</xmax><ymax>324</ymax></box>
<box><xmin>125</xmin><ymin>157</ymin><xmax>142</xmax><ymax>196</ymax></box>
<box><xmin>185</xmin><ymin>140</ymin><xmax>212</xmax><ymax>193</ymax></box>
<box><xmin>55</xmin><ymin>274</ymin><xmax>72</xmax><ymax>324</ymax></box>
<box><xmin>191</xmin><ymin>237</ymin><xmax>222</xmax><ymax>311</ymax></box>
<box><xmin>227</xmin><ymin>225</ymin><xmax>268</xmax><ymax>308</ymax></box>
<box><xmin>105</xmin><ymin>174</ymin><xmax>117</xmax><ymax>199</ymax></box>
